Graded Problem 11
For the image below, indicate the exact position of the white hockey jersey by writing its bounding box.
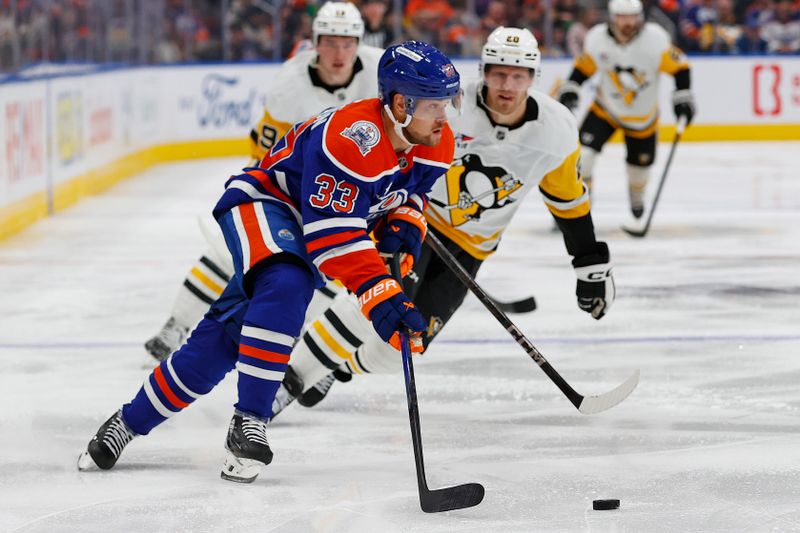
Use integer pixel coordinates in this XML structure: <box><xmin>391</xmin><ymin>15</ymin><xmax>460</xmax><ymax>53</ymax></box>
<box><xmin>574</xmin><ymin>22</ymin><xmax>689</xmax><ymax>132</ymax></box>
<box><xmin>426</xmin><ymin>82</ymin><xmax>589</xmax><ymax>260</ymax></box>
<box><xmin>249</xmin><ymin>45</ymin><xmax>384</xmax><ymax>162</ymax></box>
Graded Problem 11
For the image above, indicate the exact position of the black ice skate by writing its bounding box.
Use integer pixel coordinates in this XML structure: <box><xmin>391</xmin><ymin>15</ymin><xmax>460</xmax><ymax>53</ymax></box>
<box><xmin>221</xmin><ymin>413</ymin><xmax>273</xmax><ymax>483</ymax></box>
<box><xmin>144</xmin><ymin>317</ymin><xmax>189</xmax><ymax>362</ymax></box>
<box><xmin>298</xmin><ymin>369</ymin><xmax>351</xmax><ymax>408</ymax></box>
<box><xmin>268</xmin><ymin>366</ymin><xmax>304</xmax><ymax>422</ymax></box>
<box><xmin>77</xmin><ymin>410</ymin><xmax>136</xmax><ymax>471</ymax></box>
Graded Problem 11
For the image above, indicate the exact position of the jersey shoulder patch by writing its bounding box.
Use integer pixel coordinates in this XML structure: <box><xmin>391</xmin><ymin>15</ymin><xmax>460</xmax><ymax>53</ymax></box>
<box><xmin>322</xmin><ymin>99</ymin><xmax>398</xmax><ymax>182</ymax></box>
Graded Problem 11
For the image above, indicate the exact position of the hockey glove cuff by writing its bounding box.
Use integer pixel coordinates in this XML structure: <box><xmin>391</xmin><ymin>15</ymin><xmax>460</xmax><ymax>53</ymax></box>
<box><xmin>356</xmin><ymin>276</ymin><xmax>426</xmax><ymax>349</ymax></box>
<box><xmin>376</xmin><ymin>206</ymin><xmax>427</xmax><ymax>266</ymax></box>
<box><xmin>557</xmin><ymin>80</ymin><xmax>581</xmax><ymax>113</ymax></box>
<box><xmin>672</xmin><ymin>89</ymin><xmax>695</xmax><ymax>126</ymax></box>
<box><xmin>572</xmin><ymin>241</ymin><xmax>615</xmax><ymax>320</ymax></box>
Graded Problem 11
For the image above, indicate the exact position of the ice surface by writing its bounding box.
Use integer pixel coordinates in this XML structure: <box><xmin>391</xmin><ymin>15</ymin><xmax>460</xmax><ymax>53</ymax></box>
<box><xmin>1</xmin><ymin>142</ymin><xmax>799</xmax><ymax>532</ymax></box>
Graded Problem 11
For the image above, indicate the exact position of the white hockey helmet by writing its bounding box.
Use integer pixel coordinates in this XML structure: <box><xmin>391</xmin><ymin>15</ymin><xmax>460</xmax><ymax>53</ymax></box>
<box><xmin>608</xmin><ymin>0</ymin><xmax>643</xmax><ymax>16</ymax></box>
<box><xmin>312</xmin><ymin>2</ymin><xmax>365</xmax><ymax>44</ymax></box>
<box><xmin>480</xmin><ymin>27</ymin><xmax>541</xmax><ymax>78</ymax></box>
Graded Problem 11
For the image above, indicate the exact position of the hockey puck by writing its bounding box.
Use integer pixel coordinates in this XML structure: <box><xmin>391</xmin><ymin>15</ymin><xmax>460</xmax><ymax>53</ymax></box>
<box><xmin>592</xmin><ymin>499</ymin><xmax>620</xmax><ymax>511</ymax></box>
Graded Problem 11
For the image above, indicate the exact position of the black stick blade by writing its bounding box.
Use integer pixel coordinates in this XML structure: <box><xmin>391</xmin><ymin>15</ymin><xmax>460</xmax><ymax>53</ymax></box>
<box><xmin>621</xmin><ymin>224</ymin><xmax>648</xmax><ymax>238</ymax></box>
<box><xmin>491</xmin><ymin>295</ymin><xmax>537</xmax><ymax>313</ymax></box>
<box><xmin>420</xmin><ymin>482</ymin><xmax>485</xmax><ymax>513</ymax></box>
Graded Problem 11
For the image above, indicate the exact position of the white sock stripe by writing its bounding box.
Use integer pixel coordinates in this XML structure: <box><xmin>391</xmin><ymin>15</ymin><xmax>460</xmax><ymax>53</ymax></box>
<box><xmin>231</xmin><ymin>207</ymin><xmax>251</xmax><ymax>271</ymax></box>
<box><xmin>236</xmin><ymin>362</ymin><xmax>286</xmax><ymax>382</ymax></box>
<box><xmin>253</xmin><ymin>204</ymin><xmax>283</xmax><ymax>255</ymax></box>
<box><xmin>541</xmin><ymin>189</ymin><xmax>590</xmax><ymax>211</ymax></box>
<box><xmin>240</xmin><ymin>325</ymin><xmax>295</xmax><ymax>348</ymax></box>
<box><xmin>143</xmin><ymin>379</ymin><xmax>176</xmax><ymax>418</ymax></box>
<box><xmin>166</xmin><ymin>357</ymin><xmax>201</xmax><ymax>399</ymax></box>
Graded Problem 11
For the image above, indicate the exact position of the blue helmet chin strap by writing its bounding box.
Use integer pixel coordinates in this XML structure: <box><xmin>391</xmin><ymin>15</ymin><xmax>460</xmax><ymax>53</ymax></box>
<box><xmin>383</xmin><ymin>102</ymin><xmax>416</xmax><ymax>147</ymax></box>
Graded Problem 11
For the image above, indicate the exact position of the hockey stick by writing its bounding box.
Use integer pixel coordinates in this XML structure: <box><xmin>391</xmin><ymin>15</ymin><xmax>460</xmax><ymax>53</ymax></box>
<box><xmin>391</xmin><ymin>256</ymin><xmax>485</xmax><ymax>513</ymax></box>
<box><xmin>622</xmin><ymin>117</ymin><xmax>687</xmax><ymax>238</ymax></box>
<box><xmin>425</xmin><ymin>232</ymin><xmax>639</xmax><ymax>414</ymax></box>
<box><xmin>488</xmin><ymin>294</ymin><xmax>537</xmax><ymax>314</ymax></box>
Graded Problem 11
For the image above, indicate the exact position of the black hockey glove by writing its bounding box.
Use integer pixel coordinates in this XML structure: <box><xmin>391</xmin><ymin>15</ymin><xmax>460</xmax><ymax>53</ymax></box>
<box><xmin>572</xmin><ymin>241</ymin><xmax>615</xmax><ymax>320</ymax></box>
<box><xmin>557</xmin><ymin>80</ymin><xmax>581</xmax><ymax>113</ymax></box>
<box><xmin>672</xmin><ymin>89</ymin><xmax>695</xmax><ymax>125</ymax></box>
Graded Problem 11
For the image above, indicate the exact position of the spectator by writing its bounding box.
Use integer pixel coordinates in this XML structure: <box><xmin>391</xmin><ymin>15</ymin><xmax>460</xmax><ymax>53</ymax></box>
<box><xmin>228</xmin><ymin>20</ymin><xmax>261</xmax><ymax>61</ymax></box>
<box><xmin>681</xmin><ymin>0</ymin><xmax>718</xmax><ymax>52</ymax></box>
<box><xmin>361</xmin><ymin>0</ymin><xmax>394</xmax><ymax>49</ymax></box>
<box><xmin>521</xmin><ymin>0</ymin><xmax>546</xmax><ymax>43</ymax></box>
<box><xmin>481</xmin><ymin>0</ymin><xmax>508</xmax><ymax>34</ymax></box>
<box><xmin>761</xmin><ymin>0</ymin><xmax>800</xmax><ymax>53</ymax></box>
<box><xmin>715</xmin><ymin>0</ymin><xmax>742</xmax><ymax>52</ymax></box>
<box><xmin>566</xmin><ymin>7</ymin><xmax>601</xmax><ymax>57</ymax></box>
<box><xmin>405</xmin><ymin>0</ymin><xmax>453</xmax><ymax>48</ymax></box>
<box><xmin>735</xmin><ymin>16</ymin><xmax>769</xmax><ymax>53</ymax></box>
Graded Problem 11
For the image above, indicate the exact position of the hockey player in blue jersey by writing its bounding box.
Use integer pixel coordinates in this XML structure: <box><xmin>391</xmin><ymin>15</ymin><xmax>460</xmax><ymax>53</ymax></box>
<box><xmin>77</xmin><ymin>41</ymin><xmax>462</xmax><ymax>483</ymax></box>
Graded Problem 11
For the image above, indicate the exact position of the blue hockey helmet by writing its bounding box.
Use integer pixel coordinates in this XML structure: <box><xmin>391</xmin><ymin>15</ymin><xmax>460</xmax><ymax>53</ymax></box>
<box><xmin>378</xmin><ymin>41</ymin><xmax>461</xmax><ymax>116</ymax></box>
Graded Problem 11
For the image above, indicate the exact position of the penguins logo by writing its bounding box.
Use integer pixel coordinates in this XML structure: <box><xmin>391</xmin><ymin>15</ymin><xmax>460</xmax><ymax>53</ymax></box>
<box><xmin>608</xmin><ymin>65</ymin><xmax>649</xmax><ymax>106</ymax></box>
<box><xmin>431</xmin><ymin>153</ymin><xmax>522</xmax><ymax>226</ymax></box>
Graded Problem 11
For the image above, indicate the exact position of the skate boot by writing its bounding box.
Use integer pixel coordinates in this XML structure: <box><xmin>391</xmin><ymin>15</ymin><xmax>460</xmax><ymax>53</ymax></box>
<box><xmin>268</xmin><ymin>366</ymin><xmax>304</xmax><ymax>422</ymax></box>
<box><xmin>144</xmin><ymin>317</ymin><xmax>189</xmax><ymax>362</ymax></box>
<box><xmin>221</xmin><ymin>413</ymin><xmax>273</xmax><ymax>483</ymax></box>
<box><xmin>297</xmin><ymin>369</ymin><xmax>351</xmax><ymax>408</ymax></box>
<box><xmin>77</xmin><ymin>410</ymin><xmax>136</xmax><ymax>471</ymax></box>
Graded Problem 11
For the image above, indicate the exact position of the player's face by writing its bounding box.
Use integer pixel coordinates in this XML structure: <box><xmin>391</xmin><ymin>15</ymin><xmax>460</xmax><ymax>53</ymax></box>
<box><xmin>404</xmin><ymin>99</ymin><xmax>452</xmax><ymax>147</ymax></box>
<box><xmin>316</xmin><ymin>35</ymin><xmax>359</xmax><ymax>82</ymax></box>
<box><xmin>483</xmin><ymin>65</ymin><xmax>533</xmax><ymax>114</ymax></box>
<box><xmin>612</xmin><ymin>14</ymin><xmax>640</xmax><ymax>42</ymax></box>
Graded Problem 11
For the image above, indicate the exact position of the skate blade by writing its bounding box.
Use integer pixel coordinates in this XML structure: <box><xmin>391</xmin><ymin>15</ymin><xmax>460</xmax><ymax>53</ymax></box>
<box><xmin>220</xmin><ymin>452</ymin><xmax>262</xmax><ymax>483</ymax></box>
<box><xmin>77</xmin><ymin>450</ymin><xmax>97</xmax><ymax>471</ymax></box>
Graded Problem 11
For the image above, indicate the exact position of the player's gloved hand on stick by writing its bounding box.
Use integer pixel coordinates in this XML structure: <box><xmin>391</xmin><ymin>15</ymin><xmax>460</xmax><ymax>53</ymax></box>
<box><xmin>357</xmin><ymin>275</ymin><xmax>425</xmax><ymax>352</ymax></box>
<box><xmin>376</xmin><ymin>206</ymin><xmax>427</xmax><ymax>266</ymax></box>
<box><xmin>557</xmin><ymin>81</ymin><xmax>581</xmax><ymax>113</ymax></box>
<box><xmin>572</xmin><ymin>241</ymin><xmax>615</xmax><ymax>320</ymax></box>
<box><xmin>672</xmin><ymin>89</ymin><xmax>695</xmax><ymax>125</ymax></box>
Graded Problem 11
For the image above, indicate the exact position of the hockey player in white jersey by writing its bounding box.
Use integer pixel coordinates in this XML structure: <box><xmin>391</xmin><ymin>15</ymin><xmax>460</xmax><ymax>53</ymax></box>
<box><xmin>268</xmin><ymin>27</ymin><xmax>617</xmax><ymax>415</ymax></box>
<box><xmin>557</xmin><ymin>0</ymin><xmax>695</xmax><ymax>219</ymax></box>
<box><xmin>144</xmin><ymin>2</ymin><xmax>384</xmax><ymax>361</ymax></box>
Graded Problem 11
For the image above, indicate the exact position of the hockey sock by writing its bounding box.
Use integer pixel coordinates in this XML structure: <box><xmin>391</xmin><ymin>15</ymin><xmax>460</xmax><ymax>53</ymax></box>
<box><xmin>234</xmin><ymin>262</ymin><xmax>314</xmax><ymax>419</ymax></box>
<box><xmin>171</xmin><ymin>253</ymin><xmax>233</xmax><ymax>329</ymax></box>
<box><xmin>123</xmin><ymin>316</ymin><xmax>240</xmax><ymax>435</ymax></box>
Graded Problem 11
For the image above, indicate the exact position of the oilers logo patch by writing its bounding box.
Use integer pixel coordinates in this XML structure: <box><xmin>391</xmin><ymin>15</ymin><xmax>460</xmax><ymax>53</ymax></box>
<box><xmin>341</xmin><ymin>120</ymin><xmax>381</xmax><ymax>155</ymax></box>
<box><xmin>277</xmin><ymin>228</ymin><xmax>295</xmax><ymax>241</ymax></box>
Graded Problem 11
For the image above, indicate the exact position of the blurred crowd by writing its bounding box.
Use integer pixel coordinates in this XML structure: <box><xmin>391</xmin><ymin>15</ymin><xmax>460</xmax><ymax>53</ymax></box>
<box><xmin>2</xmin><ymin>0</ymin><xmax>799</xmax><ymax>73</ymax></box>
